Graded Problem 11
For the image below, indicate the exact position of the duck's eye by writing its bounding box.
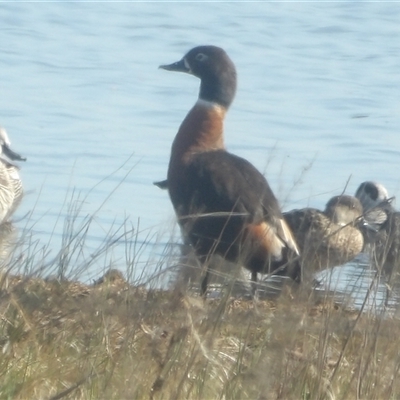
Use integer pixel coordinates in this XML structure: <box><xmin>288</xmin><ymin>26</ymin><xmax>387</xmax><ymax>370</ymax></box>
<box><xmin>195</xmin><ymin>53</ymin><xmax>208</xmax><ymax>62</ymax></box>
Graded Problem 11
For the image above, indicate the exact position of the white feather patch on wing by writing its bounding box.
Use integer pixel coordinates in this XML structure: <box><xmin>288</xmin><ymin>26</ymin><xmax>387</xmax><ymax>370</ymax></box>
<box><xmin>276</xmin><ymin>218</ymin><xmax>300</xmax><ymax>255</ymax></box>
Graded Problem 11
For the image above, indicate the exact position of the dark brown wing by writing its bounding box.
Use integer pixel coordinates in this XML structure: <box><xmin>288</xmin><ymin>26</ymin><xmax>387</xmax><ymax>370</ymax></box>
<box><xmin>170</xmin><ymin>150</ymin><xmax>298</xmax><ymax>254</ymax></box>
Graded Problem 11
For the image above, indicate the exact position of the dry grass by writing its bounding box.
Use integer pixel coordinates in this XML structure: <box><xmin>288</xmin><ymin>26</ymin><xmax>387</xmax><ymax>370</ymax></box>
<box><xmin>1</xmin><ymin>179</ymin><xmax>400</xmax><ymax>400</ymax></box>
<box><xmin>0</xmin><ymin>263</ymin><xmax>399</xmax><ymax>399</ymax></box>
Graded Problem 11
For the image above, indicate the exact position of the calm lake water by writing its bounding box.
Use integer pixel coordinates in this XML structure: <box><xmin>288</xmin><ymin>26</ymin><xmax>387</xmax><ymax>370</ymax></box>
<box><xmin>1</xmin><ymin>3</ymin><xmax>400</xmax><ymax>307</ymax></box>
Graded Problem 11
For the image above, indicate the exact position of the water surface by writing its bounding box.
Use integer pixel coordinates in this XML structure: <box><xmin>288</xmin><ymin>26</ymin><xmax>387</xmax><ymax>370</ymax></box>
<box><xmin>1</xmin><ymin>3</ymin><xmax>400</xmax><ymax>303</ymax></box>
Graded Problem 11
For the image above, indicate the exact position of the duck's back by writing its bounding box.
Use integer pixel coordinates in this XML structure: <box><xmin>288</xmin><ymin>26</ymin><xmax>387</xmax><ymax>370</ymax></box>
<box><xmin>169</xmin><ymin>150</ymin><xmax>281</xmax><ymax>220</ymax></box>
<box><xmin>284</xmin><ymin>208</ymin><xmax>363</xmax><ymax>273</ymax></box>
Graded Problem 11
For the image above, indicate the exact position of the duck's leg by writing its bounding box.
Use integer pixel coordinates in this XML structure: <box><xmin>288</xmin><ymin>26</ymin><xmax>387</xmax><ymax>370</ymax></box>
<box><xmin>200</xmin><ymin>269</ymin><xmax>209</xmax><ymax>297</ymax></box>
<box><xmin>251</xmin><ymin>271</ymin><xmax>258</xmax><ymax>297</ymax></box>
<box><xmin>199</xmin><ymin>255</ymin><xmax>210</xmax><ymax>297</ymax></box>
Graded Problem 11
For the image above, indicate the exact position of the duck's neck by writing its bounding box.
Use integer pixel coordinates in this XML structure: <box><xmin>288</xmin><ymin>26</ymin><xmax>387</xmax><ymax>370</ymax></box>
<box><xmin>169</xmin><ymin>99</ymin><xmax>227</xmax><ymax>165</ymax></box>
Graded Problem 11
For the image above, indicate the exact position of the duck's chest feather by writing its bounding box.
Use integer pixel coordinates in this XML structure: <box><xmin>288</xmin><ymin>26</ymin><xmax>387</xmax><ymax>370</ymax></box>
<box><xmin>168</xmin><ymin>101</ymin><xmax>226</xmax><ymax>168</ymax></box>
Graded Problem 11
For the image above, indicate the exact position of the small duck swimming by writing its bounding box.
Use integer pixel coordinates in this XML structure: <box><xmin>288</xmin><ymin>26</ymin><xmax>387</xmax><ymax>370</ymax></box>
<box><xmin>355</xmin><ymin>181</ymin><xmax>394</xmax><ymax>227</ymax></box>
<box><xmin>283</xmin><ymin>195</ymin><xmax>364</xmax><ymax>279</ymax></box>
<box><xmin>355</xmin><ymin>181</ymin><xmax>400</xmax><ymax>274</ymax></box>
<box><xmin>0</xmin><ymin>127</ymin><xmax>26</xmax><ymax>224</ymax></box>
<box><xmin>160</xmin><ymin>45</ymin><xmax>299</xmax><ymax>295</ymax></box>
<box><xmin>355</xmin><ymin>181</ymin><xmax>391</xmax><ymax>212</ymax></box>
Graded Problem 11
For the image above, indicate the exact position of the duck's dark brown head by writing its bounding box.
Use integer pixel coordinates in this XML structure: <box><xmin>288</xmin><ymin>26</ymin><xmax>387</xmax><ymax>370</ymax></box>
<box><xmin>160</xmin><ymin>45</ymin><xmax>237</xmax><ymax>109</ymax></box>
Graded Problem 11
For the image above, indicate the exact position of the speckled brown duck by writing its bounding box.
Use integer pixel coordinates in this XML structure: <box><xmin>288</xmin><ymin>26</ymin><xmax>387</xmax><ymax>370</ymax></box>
<box><xmin>284</xmin><ymin>195</ymin><xmax>364</xmax><ymax>279</ymax></box>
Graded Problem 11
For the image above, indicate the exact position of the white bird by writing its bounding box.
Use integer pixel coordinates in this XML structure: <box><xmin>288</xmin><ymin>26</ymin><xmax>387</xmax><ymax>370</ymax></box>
<box><xmin>355</xmin><ymin>181</ymin><xmax>400</xmax><ymax>274</ymax></box>
<box><xmin>0</xmin><ymin>127</ymin><xmax>26</xmax><ymax>224</ymax></box>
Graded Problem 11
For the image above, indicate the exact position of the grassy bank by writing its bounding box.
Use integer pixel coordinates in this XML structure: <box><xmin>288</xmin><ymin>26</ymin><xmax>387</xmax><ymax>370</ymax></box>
<box><xmin>0</xmin><ymin>266</ymin><xmax>400</xmax><ymax>399</ymax></box>
<box><xmin>0</xmin><ymin>181</ymin><xmax>399</xmax><ymax>399</ymax></box>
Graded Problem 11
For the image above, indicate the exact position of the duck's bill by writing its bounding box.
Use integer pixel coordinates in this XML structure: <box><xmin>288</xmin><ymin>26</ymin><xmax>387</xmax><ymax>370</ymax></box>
<box><xmin>159</xmin><ymin>58</ymin><xmax>190</xmax><ymax>73</ymax></box>
<box><xmin>383</xmin><ymin>196</ymin><xmax>396</xmax><ymax>211</ymax></box>
<box><xmin>2</xmin><ymin>144</ymin><xmax>26</xmax><ymax>162</ymax></box>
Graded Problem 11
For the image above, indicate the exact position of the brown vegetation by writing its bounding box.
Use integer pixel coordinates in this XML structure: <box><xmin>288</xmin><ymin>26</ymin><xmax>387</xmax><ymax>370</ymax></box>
<box><xmin>0</xmin><ymin>266</ymin><xmax>400</xmax><ymax>399</ymax></box>
<box><xmin>1</xmin><ymin>174</ymin><xmax>399</xmax><ymax>399</ymax></box>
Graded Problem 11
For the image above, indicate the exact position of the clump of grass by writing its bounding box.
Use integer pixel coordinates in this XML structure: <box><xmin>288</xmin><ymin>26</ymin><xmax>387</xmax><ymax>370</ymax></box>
<box><xmin>0</xmin><ymin>177</ymin><xmax>400</xmax><ymax>399</ymax></box>
<box><xmin>1</xmin><ymin>260</ymin><xmax>400</xmax><ymax>399</ymax></box>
